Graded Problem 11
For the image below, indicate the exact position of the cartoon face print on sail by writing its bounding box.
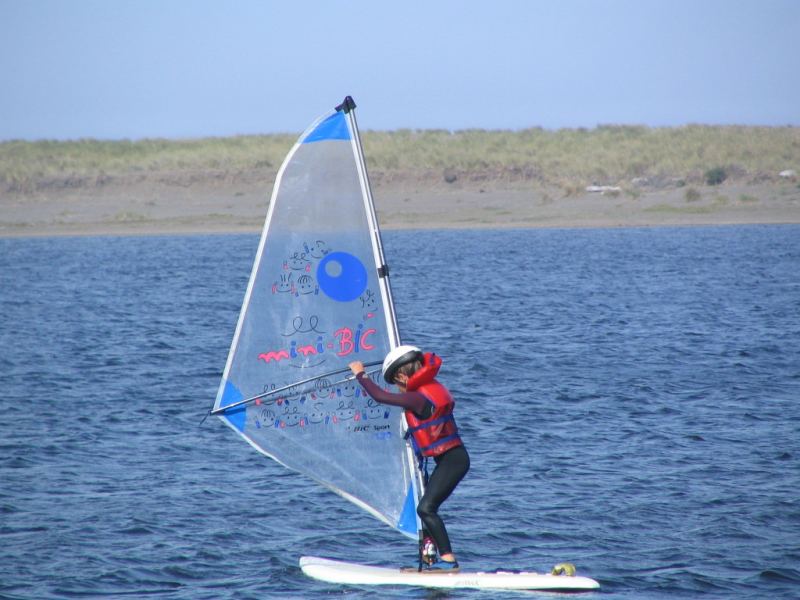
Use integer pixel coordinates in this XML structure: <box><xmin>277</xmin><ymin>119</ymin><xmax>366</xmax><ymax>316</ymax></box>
<box><xmin>256</xmin><ymin>405</ymin><xmax>277</xmax><ymax>429</ymax></box>
<box><xmin>350</xmin><ymin>372</ymin><xmax>391</xmax><ymax>421</ymax></box>
<box><xmin>275</xmin><ymin>400</ymin><xmax>306</xmax><ymax>428</ymax></box>
<box><xmin>304</xmin><ymin>240</ymin><xmax>330</xmax><ymax>260</ymax></box>
<box><xmin>270</xmin><ymin>381</ymin><xmax>311</xmax><ymax>428</ymax></box>
<box><xmin>312</xmin><ymin>377</ymin><xmax>335</xmax><ymax>401</ymax></box>
<box><xmin>251</xmin><ymin>383</ymin><xmax>280</xmax><ymax>429</ymax></box>
<box><xmin>337</xmin><ymin>377</ymin><xmax>361</xmax><ymax>399</ymax></box>
<box><xmin>295</xmin><ymin>274</ymin><xmax>319</xmax><ymax>296</ymax></box>
<box><xmin>285</xmin><ymin>251</ymin><xmax>312</xmax><ymax>273</ymax></box>
<box><xmin>332</xmin><ymin>398</ymin><xmax>356</xmax><ymax>423</ymax></box>
<box><xmin>360</xmin><ymin>289</ymin><xmax>378</xmax><ymax>319</ymax></box>
<box><xmin>306</xmin><ymin>402</ymin><xmax>328</xmax><ymax>425</ymax></box>
<box><xmin>272</xmin><ymin>273</ymin><xmax>294</xmax><ymax>295</ymax></box>
<box><xmin>365</xmin><ymin>397</ymin><xmax>390</xmax><ymax>421</ymax></box>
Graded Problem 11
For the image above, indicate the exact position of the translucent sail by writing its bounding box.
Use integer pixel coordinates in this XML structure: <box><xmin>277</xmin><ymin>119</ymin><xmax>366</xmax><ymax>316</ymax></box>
<box><xmin>213</xmin><ymin>98</ymin><xmax>421</xmax><ymax>538</ymax></box>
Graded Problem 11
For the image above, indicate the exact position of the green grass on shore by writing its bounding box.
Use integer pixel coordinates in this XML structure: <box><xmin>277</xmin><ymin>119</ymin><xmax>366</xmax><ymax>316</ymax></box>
<box><xmin>2</xmin><ymin>125</ymin><xmax>798</xmax><ymax>193</ymax></box>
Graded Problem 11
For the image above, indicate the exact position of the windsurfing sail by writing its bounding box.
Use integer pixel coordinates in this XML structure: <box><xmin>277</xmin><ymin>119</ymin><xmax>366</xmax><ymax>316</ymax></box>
<box><xmin>212</xmin><ymin>97</ymin><xmax>423</xmax><ymax>539</ymax></box>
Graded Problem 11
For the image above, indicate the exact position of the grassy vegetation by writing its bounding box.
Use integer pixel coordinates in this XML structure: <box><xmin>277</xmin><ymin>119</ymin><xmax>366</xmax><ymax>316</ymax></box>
<box><xmin>1</xmin><ymin>125</ymin><xmax>798</xmax><ymax>194</ymax></box>
<box><xmin>362</xmin><ymin>126</ymin><xmax>799</xmax><ymax>187</ymax></box>
<box><xmin>0</xmin><ymin>135</ymin><xmax>294</xmax><ymax>192</ymax></box>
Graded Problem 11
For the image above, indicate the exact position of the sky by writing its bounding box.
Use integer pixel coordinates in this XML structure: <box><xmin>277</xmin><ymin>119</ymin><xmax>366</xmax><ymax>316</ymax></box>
<box><xmin>1</xmin><ymin>0</ymin><xmax>798</xmax><ymax>140</ymax></box>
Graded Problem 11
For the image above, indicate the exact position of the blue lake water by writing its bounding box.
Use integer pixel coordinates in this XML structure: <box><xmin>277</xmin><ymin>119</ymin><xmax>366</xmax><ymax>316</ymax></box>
<box><xmin>1</xmin><ymin>225</ymin><xmax>799</xmax><ymax>599</ymax></box>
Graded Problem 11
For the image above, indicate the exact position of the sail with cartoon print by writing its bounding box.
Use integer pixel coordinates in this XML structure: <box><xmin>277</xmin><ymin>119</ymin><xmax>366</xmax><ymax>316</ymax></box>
<box><xmin>212</xmin><ymin>97</ymin><xmax>424</xmax><ymax>539</ymax></box>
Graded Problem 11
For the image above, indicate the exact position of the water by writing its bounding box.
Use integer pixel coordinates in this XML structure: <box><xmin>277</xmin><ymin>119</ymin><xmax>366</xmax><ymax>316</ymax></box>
<box><xmin>1</xmin><ymin>226</ymin><xmax>798</xmax><ymax>599</ymax></box>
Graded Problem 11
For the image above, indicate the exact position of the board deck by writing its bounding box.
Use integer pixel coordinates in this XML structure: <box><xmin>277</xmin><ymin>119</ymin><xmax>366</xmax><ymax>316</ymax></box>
<box><xmin>299</xmin><ymin>556</ymin><xmax>600</xmax><ymax>592</ymax></box>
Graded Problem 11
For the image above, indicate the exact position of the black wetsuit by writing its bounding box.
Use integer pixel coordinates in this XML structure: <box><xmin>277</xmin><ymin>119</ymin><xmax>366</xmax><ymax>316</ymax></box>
<box><xmin>356</xmin><ymin>373</ymin><xmax>470</xmax><ymax>555</ymax></box>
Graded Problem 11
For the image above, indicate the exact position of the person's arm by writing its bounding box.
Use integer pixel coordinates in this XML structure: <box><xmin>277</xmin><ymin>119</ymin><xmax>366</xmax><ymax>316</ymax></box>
<box><xmin>349</xmin><ymin>361</ymin><xmax>429</xmax><ymax>415</ymax></box>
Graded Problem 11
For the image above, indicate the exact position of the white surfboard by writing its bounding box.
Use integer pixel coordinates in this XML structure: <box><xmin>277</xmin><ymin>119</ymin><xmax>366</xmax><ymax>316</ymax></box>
<box><xmin>299</xmin><ymin>556</ymin><xmax>600</xmax><ymax>592</ymax></box>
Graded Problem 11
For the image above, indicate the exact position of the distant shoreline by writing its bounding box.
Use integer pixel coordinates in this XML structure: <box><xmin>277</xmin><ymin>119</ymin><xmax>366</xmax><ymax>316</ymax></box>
<box><xmin>1</xmin><ymin>179</ymin><xmax>798</xmax><ymax>238</ymax></box>
<box><xmin>3</xmin><ymin>126</ymin><xmax>798</xmax><ymax>237</ymax></box>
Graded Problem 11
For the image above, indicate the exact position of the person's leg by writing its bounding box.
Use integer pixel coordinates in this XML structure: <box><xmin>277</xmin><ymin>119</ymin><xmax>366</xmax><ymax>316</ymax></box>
<box><xmin>417</xmin><ymin>446</ymin><xmax>470</xmax><ymax>560</ymax></box>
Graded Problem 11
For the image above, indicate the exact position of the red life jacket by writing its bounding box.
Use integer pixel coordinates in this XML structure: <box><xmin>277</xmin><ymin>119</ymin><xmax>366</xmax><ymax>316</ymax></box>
<box><xmin>404</xmin><ymin>353</ymin><xmax>462</xmax><ymax>457</ymax></box>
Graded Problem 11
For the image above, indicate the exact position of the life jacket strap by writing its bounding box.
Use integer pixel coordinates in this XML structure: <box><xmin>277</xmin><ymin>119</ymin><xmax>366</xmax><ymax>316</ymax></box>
<box><xmin>405</xmin><ymin>430</ymin><xmax>461</xmax><ymax>459</ymax></box>
<box><xmin>405</xmin><ymin>413</ymin><xmax>455</xmax><ymax>434</ymax></box>
<box><xmin>417</xmin><ymin>433</ymin><xmax>461</xmax><ymax>454</ymax></box>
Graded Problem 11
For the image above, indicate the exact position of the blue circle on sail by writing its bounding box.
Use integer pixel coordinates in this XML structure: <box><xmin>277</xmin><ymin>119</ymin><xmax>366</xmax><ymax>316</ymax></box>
<box><xmin>317</xmin><ymin>252</ymin><xmax>368</xmax><ymax>302</ymax></box>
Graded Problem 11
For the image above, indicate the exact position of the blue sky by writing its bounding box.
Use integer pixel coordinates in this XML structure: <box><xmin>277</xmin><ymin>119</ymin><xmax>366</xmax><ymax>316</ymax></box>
<box><xmin>1</xmin><ymin>0</ymin><xmax>798</xmax><ymax>140</ymax></box>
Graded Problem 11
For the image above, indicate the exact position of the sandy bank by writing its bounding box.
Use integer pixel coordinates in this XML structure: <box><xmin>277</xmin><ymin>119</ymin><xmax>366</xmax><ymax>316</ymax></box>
<box><xmin>1</xmin><ymin>179</ymin><xmax>799</xmax><ymax>238</ymax></box>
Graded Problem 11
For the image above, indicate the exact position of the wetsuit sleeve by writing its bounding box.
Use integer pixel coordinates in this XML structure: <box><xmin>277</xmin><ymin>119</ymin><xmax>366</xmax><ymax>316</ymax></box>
<box><xmin>355</xmin><ymin>372</ymin><xmax>430</xmax><ymax>416</ymax></box>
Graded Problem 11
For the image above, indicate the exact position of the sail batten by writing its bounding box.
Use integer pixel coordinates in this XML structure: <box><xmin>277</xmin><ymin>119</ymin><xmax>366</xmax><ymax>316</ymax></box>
<box><xmin>214</xmin><ymin>98</ymin><xmax>420</xmax><ymax>539</ymax></box>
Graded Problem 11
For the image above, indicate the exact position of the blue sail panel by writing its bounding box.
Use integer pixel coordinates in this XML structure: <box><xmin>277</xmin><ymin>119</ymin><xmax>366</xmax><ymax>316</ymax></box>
<box><xmin>302</xmin><ymin>111</ymin><xmax>350</xmax><ymax>143</ymax></box>
<box><xmin>397</xmin><ymin>483</ymin><xmax>419</xmax><ymax>536</ymax></box>
<box><xmin>219</xmin><ymin>380</ymin><xmax>246</xmax><ymax>432</ymax></box>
